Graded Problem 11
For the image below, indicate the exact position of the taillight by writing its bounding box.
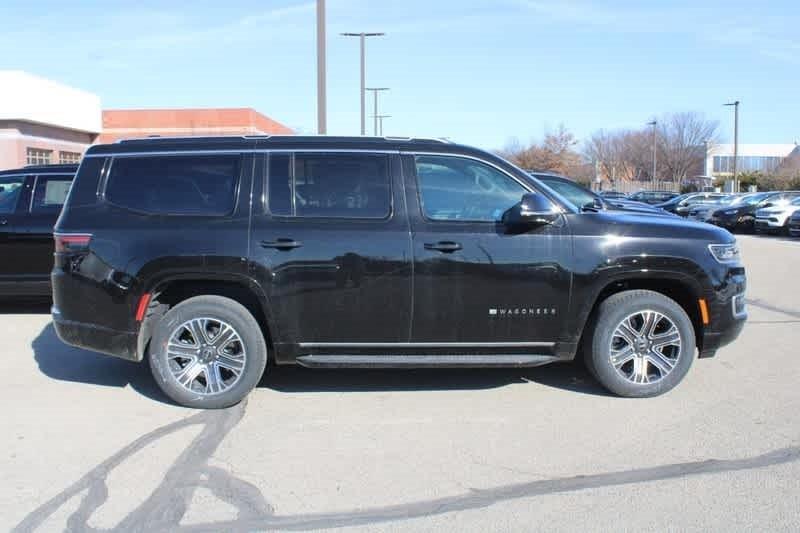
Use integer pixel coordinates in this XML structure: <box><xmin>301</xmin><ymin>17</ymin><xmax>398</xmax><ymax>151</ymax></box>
<box><xmin>54</xmin><ymin>233</ymin><xmax>92</xmax><ymax>253</ymax></box>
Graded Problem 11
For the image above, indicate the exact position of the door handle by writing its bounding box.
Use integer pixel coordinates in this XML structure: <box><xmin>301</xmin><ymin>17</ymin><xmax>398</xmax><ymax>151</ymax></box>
<box><xmin>261</xmin><ymin>238</ymin><xmax>303</xmax><ymax>250</ymax></box>
<box><xmin>0</xmin><ymin>219</ymin><xmax>7</xmax><ymax>226</ymax></box>
<box><xmin>424</xmin><ymin>241</ymin><xmax>462</xmax><ymax>253</ymax></box>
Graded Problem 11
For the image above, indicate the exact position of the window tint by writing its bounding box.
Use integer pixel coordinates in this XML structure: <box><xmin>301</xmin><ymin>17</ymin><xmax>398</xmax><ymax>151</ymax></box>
<box><xmin>268</xmin><ymin>153</ymin><xmax>390</xmax><ymax>218</ymax></box>
<box><xmin>0</xmin><ymin>176</ymin><xmax>25</xmax><ymax>214</ymax></box>
<box><xmin>415</xmin><ymin>155</ymin><xmax>527</xmax><ymax>221</ymax></box>
<box><xmin>31</xmin><ymin>175</ymin><xmax>72</xmax><ymax>212</ymax></box>
<box><xmin>106</xmin><ymin>155</ymin><xmax>239</xmax><ymax>216</ymax></box>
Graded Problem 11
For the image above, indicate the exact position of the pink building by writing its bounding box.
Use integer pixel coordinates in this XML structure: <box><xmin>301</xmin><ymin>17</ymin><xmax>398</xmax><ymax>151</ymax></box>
<box><xmin>0</xmin><ymin>71</ymin><xmax>101</xmax><ymax>170</ymax></box>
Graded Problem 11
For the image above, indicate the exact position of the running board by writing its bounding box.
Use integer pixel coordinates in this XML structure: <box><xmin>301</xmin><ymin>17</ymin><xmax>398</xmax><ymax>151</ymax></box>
<box><xmin>295</xmin><ymin>354</ymin><xmax>559</xmax><ymax>368</ymax></box>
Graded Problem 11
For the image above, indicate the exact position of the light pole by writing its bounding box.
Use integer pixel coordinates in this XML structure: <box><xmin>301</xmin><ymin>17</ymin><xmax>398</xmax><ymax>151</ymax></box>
<box><xmin>341</xmin><ymin>32</ymin><xmax>385</xmax><ymax>135</ymax></box>
<box><xmin>724</xmin><ymin>100</ymin><xmax>740</xmax><ymax>192</ymax></box>
<box><xmin>366</xmin><ymin>87</ymin><xmax>389</xmax><ymax>135</ymax></box>
<box><xmin>316</xmin><ymin>0</ymin><xmax>326</xmax><ymax>134</ymax></box>
<box><xmin>647</xmin><ymin>120</ymin><xmax>657</xmax><ymax>189</ymax></box>
<box><xmin>376</xmin><ymin>115</ymin><xmax>391</xmax><ymax>136</ymax></box>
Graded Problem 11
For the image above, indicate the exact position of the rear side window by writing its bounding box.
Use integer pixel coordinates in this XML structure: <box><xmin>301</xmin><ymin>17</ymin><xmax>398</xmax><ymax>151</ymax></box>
<box><xmin>0</xmin><ymin>176</ymin><xmax>25</xmax><ymax>214</ymax></box>
<box><xmin>31</xmin><ymin>175</ymin><xmax>73</xmax><ymax>212</ymax></box>
<box><xmin>106</xmin><ymin>155</ymin><xmax>240</xmax><ymax>216</ymax></box>
<box><xmin>268</xmin><ymin>153</ymin><xmax>390</xmax><ymax>219</ymax></box>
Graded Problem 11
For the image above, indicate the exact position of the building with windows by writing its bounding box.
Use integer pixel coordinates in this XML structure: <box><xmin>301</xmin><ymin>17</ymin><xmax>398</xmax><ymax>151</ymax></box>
<box><xmin>0</xmin><ymin>71</ymin><xmax>101</xmax><ymax>170</ymax></box>
<box><xmin>706</xmin><ymin>144</ymin><xmax>797</xmax><ymax>178</ymax></box>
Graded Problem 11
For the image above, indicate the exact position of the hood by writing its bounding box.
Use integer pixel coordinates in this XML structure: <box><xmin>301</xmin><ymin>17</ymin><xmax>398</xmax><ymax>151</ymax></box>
<box><xmin>583</xmin><ymin>211</ymin><xmax>735</xmax><ymax>243</ymax></box>
<box><xmin>757</xmin><ymin>205</ymin><xmax>800</xmax><ymax>217</ymax></box>
<box><xmin>605</xmin><ymin>200</ymin><xmax>674</xmax><ymax>216</ymax></box>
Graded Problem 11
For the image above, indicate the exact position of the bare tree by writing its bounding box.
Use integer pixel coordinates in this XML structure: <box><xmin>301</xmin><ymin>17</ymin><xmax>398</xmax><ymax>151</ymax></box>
<box><xmin>658</xmin><ymin>112</ymin><xmax>719</xmax><ymax>183</ymax></box>
<box><xmin>501</xmin><ymin>124</ymin><xmax>587</xmax><ymax>178</ymax></box>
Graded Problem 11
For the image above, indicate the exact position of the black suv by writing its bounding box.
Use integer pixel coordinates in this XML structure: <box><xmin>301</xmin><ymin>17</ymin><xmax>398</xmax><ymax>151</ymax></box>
<box><xmin>52</xmin><ymin>137</ymin><xmax>747</xmax><ymax>408</ymax></box>
<box><xmin>0</xmin><ymin>164</ymin><xmax>76</xmax><ymax>297</ymax></box>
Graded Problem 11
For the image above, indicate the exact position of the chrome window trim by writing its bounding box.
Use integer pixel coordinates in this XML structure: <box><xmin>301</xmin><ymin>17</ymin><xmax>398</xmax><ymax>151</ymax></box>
<box><xmin>84</xmin><ymin>148</ymin><xmax>401</xmax><ymax>158</ymax></box>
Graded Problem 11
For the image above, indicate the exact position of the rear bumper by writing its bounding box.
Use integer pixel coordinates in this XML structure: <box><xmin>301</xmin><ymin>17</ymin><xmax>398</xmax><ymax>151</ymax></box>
<box><xmin>52</xmin><ymin>306</ymin><xmax>139</xmax><ymax>361</ymax></box>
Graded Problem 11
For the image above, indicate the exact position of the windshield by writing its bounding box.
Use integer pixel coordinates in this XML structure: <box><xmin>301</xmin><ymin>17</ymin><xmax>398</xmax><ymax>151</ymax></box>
<box><xmin>730</xmin><ymin>193</ymin><xmax>770</xmax><ymax>206</ymax></box>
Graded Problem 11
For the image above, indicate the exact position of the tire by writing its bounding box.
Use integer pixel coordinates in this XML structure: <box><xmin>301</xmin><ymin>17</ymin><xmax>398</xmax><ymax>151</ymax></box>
<box><xmin>585</xmin><ymin>290</ymin><xmax>695</xmax><ymax>398</ymax></box>
<box><xmin>148</xmin><ymin>295</ymin><xmax>267</xmax><ymax>408</ymax></box>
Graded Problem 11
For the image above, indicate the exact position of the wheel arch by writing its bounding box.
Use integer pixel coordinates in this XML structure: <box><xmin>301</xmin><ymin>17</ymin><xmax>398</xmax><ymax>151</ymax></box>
<box><xmin>136</xmin><ymin>274</ymin><xmax>277</xmax><ymax>362</ymax></box>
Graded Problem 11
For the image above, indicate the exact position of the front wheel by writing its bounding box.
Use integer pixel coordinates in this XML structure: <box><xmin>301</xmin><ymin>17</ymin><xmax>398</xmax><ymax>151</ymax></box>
<box><xmin>586</xmin><ymin>290</ymin><xmax>695</xmax><ymax>398</ymax></box>
<box><xmin>148</xmin><ymin>295</ymin><xmax>267</xmax><ymax>408</ymax></box>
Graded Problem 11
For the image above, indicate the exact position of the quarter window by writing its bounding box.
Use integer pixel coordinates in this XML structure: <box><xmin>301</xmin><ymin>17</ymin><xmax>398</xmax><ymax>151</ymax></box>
<box><xmin>0</xmin><ymin>176</ymin><xmax>25</xmax><ymax>214</ymax></box>
<box><xmin>27</xmin><ymin>148</ymin><xmax>52</xmax><ymax>165</ymax></box>
<box><xmin>31</xmin><ymin>175</ymin><xmax>73</xmax><ymax>212</ymax></box>
<box><xmin>414</xmin><ymin>155</ymin><xmax>527</xmax><ymax>222</ymax></box>
<box><xmin>268</xmin><ymin>153</ymin><xmax>391</xmax><ymax>219</ymax></box>
<box><xmin>106</xmin><ymin>155</ymin><xmax>240</xmax><ymax>216</ymax></box>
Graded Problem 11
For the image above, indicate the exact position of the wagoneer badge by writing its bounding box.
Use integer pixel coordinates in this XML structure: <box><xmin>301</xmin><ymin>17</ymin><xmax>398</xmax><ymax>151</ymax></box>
<box><xmin>489</xmin><ymin>307</ymin><xmax>557</xmax><ymax>317</ymax></box>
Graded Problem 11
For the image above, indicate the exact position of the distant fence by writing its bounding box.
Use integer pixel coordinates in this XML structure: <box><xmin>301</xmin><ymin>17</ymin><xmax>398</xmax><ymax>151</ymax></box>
<box><xmin>591</xmin><ymin>181</ymin><xmax>681</xmax><ymax>194</ymax></box>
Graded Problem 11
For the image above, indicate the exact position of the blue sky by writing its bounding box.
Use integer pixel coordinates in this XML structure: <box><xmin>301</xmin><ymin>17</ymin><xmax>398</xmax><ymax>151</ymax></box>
<box><xmin>1</xmin><ymin>0</ymin><xmax>798</xmax><ymax>149</ymax></box>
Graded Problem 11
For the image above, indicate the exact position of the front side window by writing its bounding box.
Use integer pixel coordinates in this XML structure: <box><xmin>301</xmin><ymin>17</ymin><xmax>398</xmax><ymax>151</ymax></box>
<box><xmin>0</xmin><ymin>176</ymin><xmax>25</xmax><ymax>214</ymax></box>
<box><xmin>415</xmin><ymin>155</ymin><xmax>527</xmax><ymax>222</ymax></box>
<box><xmin>268</xmin><ymin>153</ymin><xmax>391</xmax><ymax>219</ymax></box>
<box><xmin>27</xmin><ymin>148</ymin><xmax>52</xmax><ymax>166</ymax></box>
<box><xmin>106</xmin><ymin>155</ymin><xmax>240</xmax><ymax>216</ymax></box>
<box><xmin>31</xmin><ymin>175</ymin><xmax>73</xmax><ymax>212</ymax></box>
<box><xmin>539</xmin><ymin>179</ymin><xmax>595</xmax><ymax>210</ymax></box>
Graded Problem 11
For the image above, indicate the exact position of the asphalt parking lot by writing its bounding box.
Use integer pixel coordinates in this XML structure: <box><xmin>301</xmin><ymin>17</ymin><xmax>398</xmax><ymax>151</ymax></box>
<box><xmin>3</xmin><ymin>235</ymin><xmax>800</xmax><ymax>532</ymax></box>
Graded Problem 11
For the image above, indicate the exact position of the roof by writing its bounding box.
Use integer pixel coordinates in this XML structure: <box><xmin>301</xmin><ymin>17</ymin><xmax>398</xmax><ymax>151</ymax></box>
<box><xmin>85</xmin><ymin>135</ymin><xmax>460</xmax><ymax>157</ymax></box>
<box><xmin>0</xmin><ymin>163</ymin><xmax>79</xmax><ymax>176</ymax></box>
<box><xmin>97</xmin><ymin>108</ymin><xmax>294</xmax><ymax>143</ymax></box>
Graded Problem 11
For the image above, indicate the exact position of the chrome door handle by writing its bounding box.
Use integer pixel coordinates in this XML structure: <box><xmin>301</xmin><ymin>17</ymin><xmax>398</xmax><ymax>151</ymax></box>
<box><xmin>424</xmin><ymin>241</ymin><xmax>462</xmax><ymax>253</ymax></box>
<box><xmin>261</xmin><ymin>238</ymin><xmax>303</xmax><ymax>250</ymax></box>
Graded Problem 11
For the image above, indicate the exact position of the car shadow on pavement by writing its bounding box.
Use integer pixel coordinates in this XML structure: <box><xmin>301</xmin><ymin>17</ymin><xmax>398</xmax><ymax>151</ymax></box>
<box><xmin>31</xmin><ymin>321</ymin><xmax>612</xmax><ymax>403</ymax></box>
<box><xmin>31</xmin><ymin>322</ymin><xmax>173</xmax><ymax>404</ymax></box>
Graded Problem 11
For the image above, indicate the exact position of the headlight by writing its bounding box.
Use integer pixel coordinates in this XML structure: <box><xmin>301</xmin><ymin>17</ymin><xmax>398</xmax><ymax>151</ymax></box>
<box><xmin>708</xmin><ymin>243</ymin><xmax>741</xmax><ymax>264</ymax></box>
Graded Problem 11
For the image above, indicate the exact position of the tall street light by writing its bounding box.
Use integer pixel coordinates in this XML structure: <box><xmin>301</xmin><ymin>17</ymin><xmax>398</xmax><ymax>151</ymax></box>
<box><xmin>316</xmin><ymin>0</ymin><xmax>326</xmax><ymax>134</ymax></box>
<box><xmin>376</xmin><ymin>115</ymin><xmax>391</xmax><ymax>136</ymax></box>
<box><xmin>724</xmin><ymin>100</ymin><xmax>740</xmax><ymax>192</ymax></box>
<box><xmin>647</xmin><ymin>120</ymin><xmax>657</xmax><ymax>189</ymax></box>
<box><xmin>366</xmin><ymin>87</ymin><xmax>389</xmax><ymax>135</ymax></box>
<box><xmin>341</xmin><ymin>32</ymin><xmax>385</xmax><ymax>135</ymax></box>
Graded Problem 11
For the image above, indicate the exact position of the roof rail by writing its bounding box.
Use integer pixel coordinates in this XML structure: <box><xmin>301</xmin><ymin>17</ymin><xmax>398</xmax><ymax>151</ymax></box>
<box><xmin>115</xmin><ymin>135</ymin><xmax>253</xmax><ymax>144</ymax></box>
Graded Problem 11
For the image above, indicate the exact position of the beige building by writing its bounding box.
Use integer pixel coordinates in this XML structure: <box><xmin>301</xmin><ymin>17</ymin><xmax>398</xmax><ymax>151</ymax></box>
<box><xmin>0</xmin><ymin>71</ymin><xmax>101</xmax><ymax>170</ymax></box>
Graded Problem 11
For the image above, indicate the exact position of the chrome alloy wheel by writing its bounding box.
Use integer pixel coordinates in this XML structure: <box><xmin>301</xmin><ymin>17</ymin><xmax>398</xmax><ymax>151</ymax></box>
<box><xmin>166</xmin><ymin>318</ymin><xmax>246</xmax><ymax>395</ymax></box>
<box><xmin>609</xmin><ymin>310</ymin><xmax>682</xmax><ymax>385</ymax></box>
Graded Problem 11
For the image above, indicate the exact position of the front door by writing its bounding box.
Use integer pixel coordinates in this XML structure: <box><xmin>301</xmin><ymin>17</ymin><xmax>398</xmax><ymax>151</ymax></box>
<box><xmin>249</xmin><ymin>151</ymin><xmax>412</xmax><ymax>360</ymax></box>
<box><xmin>0</xmin><ymin>174</ymin><xmax>30</xmax><ymax>284</ymax></box>
<box><xmin>404</xmin><ymin>154</ymin><xmax>571</xmax><ymax>353</ymax></box>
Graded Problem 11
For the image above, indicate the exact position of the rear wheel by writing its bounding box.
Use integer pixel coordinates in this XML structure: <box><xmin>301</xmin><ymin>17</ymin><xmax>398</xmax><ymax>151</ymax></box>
<box><xmin>586</xmin><ymin>290</ymin><xmax>695</xmax><ymax>397</ymax></box>
<box><xmin>148</xmin><ymin>295</ymin><xmax>267</xmax><ymax>408</ymax></box>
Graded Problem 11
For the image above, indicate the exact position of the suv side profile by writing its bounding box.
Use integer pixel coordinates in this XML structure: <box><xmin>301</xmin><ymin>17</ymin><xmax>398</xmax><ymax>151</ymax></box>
<box><xmin>52</xmin><ymin>137</ymin><xmax>747</xmax><ymax>408</ymax></box>
<box><xmin>0</xmin><ymin>164</ymin><xmax>77</xmax><ymax>297</ymax></box>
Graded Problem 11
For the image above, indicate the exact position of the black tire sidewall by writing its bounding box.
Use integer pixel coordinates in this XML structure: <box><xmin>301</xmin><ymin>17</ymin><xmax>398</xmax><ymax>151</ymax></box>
<box><xmin>149</xmin><ymin>296</ymin><xmax>267</xmax><ymax>409</ymax></box>
<box><xmin>591</xmin><ymin>291</ymin><xmax>695</xmax><ymax>398</ymax></box>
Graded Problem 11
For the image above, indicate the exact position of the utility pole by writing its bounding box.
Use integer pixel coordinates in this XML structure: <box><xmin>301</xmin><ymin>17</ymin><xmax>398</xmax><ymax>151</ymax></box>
<box><xmin>365</xmin><ymin>88</ymin><xmax>389</xmax><ymax>135</ymax></box>
<box><xmin>316</xmin><ymin>0</ymin><xmax>326</xmax><ymax>134</ymax></box>
<box><xmin>724</xmin><ymin>101</ymin><xmax>740</xmax><ymax>192</ymax></box>
<box><xmin>376</xmin><ymin>115</ymin><xmax>391</xmax><ymax>136</ymax></box>
<box><xmin>341</xmin><ymin>32</ymin><xmax>385</xmax><ymax>135</ymax></box>
<box><xmin>647</xmin><ymin>120</ymin><xmax>657</xmax><ymax>189</ymax></box>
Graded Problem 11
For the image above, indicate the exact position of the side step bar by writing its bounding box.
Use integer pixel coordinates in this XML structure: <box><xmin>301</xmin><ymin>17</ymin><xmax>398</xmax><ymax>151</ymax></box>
<box><xmin>295</xmin><ymin>354</ymin><xmax>559</xmax><ymax>368</ymax></box>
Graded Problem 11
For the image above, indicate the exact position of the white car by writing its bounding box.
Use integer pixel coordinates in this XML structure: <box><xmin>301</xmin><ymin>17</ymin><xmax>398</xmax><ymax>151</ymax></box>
<box><xmin>755</xmin><ymin>197</ymin><xmax>800</xmax><ymax>234</ymax></box>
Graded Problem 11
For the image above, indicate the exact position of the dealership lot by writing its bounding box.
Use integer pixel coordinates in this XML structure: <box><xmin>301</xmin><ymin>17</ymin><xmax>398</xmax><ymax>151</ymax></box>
<box><xmin>3</xmin><ymin>235</ymin><xmax>799</xmax><ymax>532</ymax></box>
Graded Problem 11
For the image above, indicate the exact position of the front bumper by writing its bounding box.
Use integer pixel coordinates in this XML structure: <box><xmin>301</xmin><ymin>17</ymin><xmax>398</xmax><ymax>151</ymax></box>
<box><xmin>698</xmin><ymin>269</ymin><xmax>747</xmax><ymax>358</ymax></box>
<box><xmin>52</xmin><ymin>306</ymin><xmax>139</xmax><ymax>361</ymax></box>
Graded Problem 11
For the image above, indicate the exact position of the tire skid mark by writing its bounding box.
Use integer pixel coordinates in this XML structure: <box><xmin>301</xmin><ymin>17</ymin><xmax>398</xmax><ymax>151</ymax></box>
<box><xmin>746</xmin><ymin>299</ymin><xmax>800</xmax><ymax>319</ymax></box>
<box><xmin>12</xmin><ymin>398</ymin><xmax>800</xmax><ymax>532</ymax></box>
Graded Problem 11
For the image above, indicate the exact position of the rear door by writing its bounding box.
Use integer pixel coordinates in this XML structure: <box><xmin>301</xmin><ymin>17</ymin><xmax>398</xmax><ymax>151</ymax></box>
<box><xmin>0</xmin><ymin>174</ymin><xmax>30</xmax><ymax>283</ymax></box>
<box><xmin>15</xmin><ymin>174</ymin><xmax>74</xmax><ymax>282</ymax></box>
<box><xmin>249</xmin><ymin>151</ymin><xmax>412</xmax><ymax>359</ymax></box>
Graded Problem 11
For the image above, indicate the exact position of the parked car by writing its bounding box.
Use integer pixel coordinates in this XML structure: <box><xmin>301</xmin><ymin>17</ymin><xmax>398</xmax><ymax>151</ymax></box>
<box><xmin>52</xmin><ymin>136</ymin><xmax>747</xmax><ymax>408</ymax></box>
<box><xmin>789</xmin><ymin>210</ymin><xmax>800</xmax><ymax>237</ymax></box>
<box><xmin>657</xmin><ymin>192</ymin><xmax>730</xmax><ymax>217</ymax></box>
<box><xmin>626</xmin><ymin>190</ymin><xmax>681</xmax><ymax>205</ymax></box>
<box><xmin>687</xmin><ymin>195</ymin><xmax>738</xmax><ymax>223</ymax></box>
<box><xmin>755</xmin><ymin>196</ymin><xmax>800</xmax><ymax>234</ymax></box>
<box><xmin>0</xmin><ymin>164</ymin><xmax>77</xmax><ymax>297</ymax></box>
<box><xmin>598</xmin><ymin>190</ymin><xmax>627</xmax><ymax>200</ymax></box>
<box><xmin>709</xmin><ymin>192</ymin><xmax>779</xmax><ymax>233</ymax></box>
<box><xmin>528</xmin><ymin>173</ymin><xmax>672</xmax><ymax>216</ymax></box>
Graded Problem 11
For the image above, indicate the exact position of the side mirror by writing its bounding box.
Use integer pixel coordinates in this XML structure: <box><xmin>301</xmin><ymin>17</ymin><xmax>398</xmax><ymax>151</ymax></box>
<box><xmin>503</xmin><ymin>193</ymin><xmax>559</xmax><ymax>226</ymax></box>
